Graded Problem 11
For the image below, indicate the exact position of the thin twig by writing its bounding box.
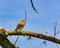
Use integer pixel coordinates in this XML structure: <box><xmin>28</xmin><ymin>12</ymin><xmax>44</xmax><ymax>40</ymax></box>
<box><xmin>53</xmin><ymin>22</ymin><xmax>60</xmax><ymax>37</ymax></box>
<box><xmin>54</xmin><ymin>22</ymin><xmax>57</xmax><ymax>37</ymax></box>
<box><xmin>30</xmin><ymin>0</ymin><xmax>38</xmax><ymax>13</ymax></box>
<box><xmin>56</xmin><ymin>44</ymin><xmax>60</xmax><ymax>48</ymax></box>
<box><xmin>14</xmin><ymin>36</ymin><xmax>19</xmax><ymax>44</ymax></box>
<box><xmin>56</xmin><ymin>31</ymin><xmax>60</xmax><ymax>34</ymax></box>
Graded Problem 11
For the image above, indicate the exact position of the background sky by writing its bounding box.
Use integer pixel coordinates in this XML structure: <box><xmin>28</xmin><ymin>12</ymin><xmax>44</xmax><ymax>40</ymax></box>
<box><xmin>0</xmin><ymin>0</ymin><xmax>60</xmax><ymax>48</ymax></box>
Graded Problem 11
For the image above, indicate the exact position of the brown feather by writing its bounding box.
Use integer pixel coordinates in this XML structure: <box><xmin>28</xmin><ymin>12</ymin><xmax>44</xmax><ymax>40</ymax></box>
<box><xmin>15</xmin><ymin>20</ymin><xmax>25</xmax><ymax>31</ymax></box>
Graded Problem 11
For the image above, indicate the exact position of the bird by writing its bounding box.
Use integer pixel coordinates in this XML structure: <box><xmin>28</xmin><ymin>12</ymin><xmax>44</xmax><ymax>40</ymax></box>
<box><xmin>15</xmin><ymin>20</ymin><xmax>25</xmax><ymax>31</ymax></box>
<box><xmin>14</xmin><ymin>20</ymin><xmax>25</xmax><ymax>44</ymax></box>
<box><xmin>14</xmin><ymin>8</ymin><xmax>26</xmax><ymax>44</ymax></box>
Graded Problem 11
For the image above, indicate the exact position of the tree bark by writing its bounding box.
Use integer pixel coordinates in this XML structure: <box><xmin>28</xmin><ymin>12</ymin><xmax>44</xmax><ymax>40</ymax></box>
<box><xmin>7</xmin><ymin>30</ymin><xmax>60</xmax><ymax>44</ymax></box>
<box><xmin>0</xmin><ymin>29</ymin><xmax>60</xmax><ymax>48</ymax></box>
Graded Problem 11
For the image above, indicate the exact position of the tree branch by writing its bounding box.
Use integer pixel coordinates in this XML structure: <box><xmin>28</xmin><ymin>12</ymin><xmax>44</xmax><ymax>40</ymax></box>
<box><xmin>0</xmin><ymin>35</ymin><xmax>17</xmax><ymax>48</ymax></box>
<box><xmin>0</xmin><ymin>28</ymin><xmax>60</xmax><ymax>48</ymax></box>
<box><xmin>6</xmin><ymin>30</ymin><xmax>60</xmax><ymax>44</ymax></box>
<box><xmin>30</xmin><ymin>0</ymin><xmax>38</xmax><ymax>13</ymax></box>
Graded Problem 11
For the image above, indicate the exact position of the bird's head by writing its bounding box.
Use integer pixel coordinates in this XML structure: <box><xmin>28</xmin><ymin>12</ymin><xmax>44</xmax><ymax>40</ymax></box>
<box><xmin>19</xmin><ymin>20</ymin><xmax>25</xmax><ymax>25</ymax></box>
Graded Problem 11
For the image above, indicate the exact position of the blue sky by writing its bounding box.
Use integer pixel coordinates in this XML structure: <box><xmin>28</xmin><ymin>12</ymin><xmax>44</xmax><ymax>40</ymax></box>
<box><xmin>0</xmin><ymin>0</ymin><xmax>60</xmax><ymax>48</ymax></box>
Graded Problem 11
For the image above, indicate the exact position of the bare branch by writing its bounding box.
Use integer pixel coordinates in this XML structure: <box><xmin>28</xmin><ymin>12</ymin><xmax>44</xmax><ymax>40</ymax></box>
<box><xmin>56</xmin><ymin>44</ymin><xmax>60</xmax><ymax>48</ymax></box>
<box><xmin>5</xmin><ymin>30</ymin><xmax>60</xmax><ymax>44</ymax></box>
<box><xmin>30</xmin><ymin>0</ymin><xmax>38</xmax><ymax>13</ymax></box>
<box><xmin>0</xmin><ymin>35</ymin><xmax>17</xmax><ymax>48</ymax></box>
<box><xmin>53</xmin><ymin>22</ymin><xmax>60</xmax><ymax>37</ymax></box>
<box><xmin>1</xmin><ymin>27</ymin><xmax>60</xmax><ymax>47</ymax></box>
<box><xmin>56</xmin><ymin>31</ymin><xmax>60</xmax><ymax>34</ymax></box>
<box><xmin>54</xmin><ymin>22</ymin><xmax>57</xmax><ymax>37</ymax></box>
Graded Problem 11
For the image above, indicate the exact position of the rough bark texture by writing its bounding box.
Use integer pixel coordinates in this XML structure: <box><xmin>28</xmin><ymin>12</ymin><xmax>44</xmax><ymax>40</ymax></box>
<box><xmin>0</xmin><ymin>29</ymin><xmax>60</xmax><ymax>48</ymax></box>
<box><xmin>7</xmin><ymin>30</ymin><xmax>60</xmax><ymax>44</ymax></box>
<box><xmin>0</xmin><ymin>35</ymin><xmax>17</xmax><ymax>48</ymax></box>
